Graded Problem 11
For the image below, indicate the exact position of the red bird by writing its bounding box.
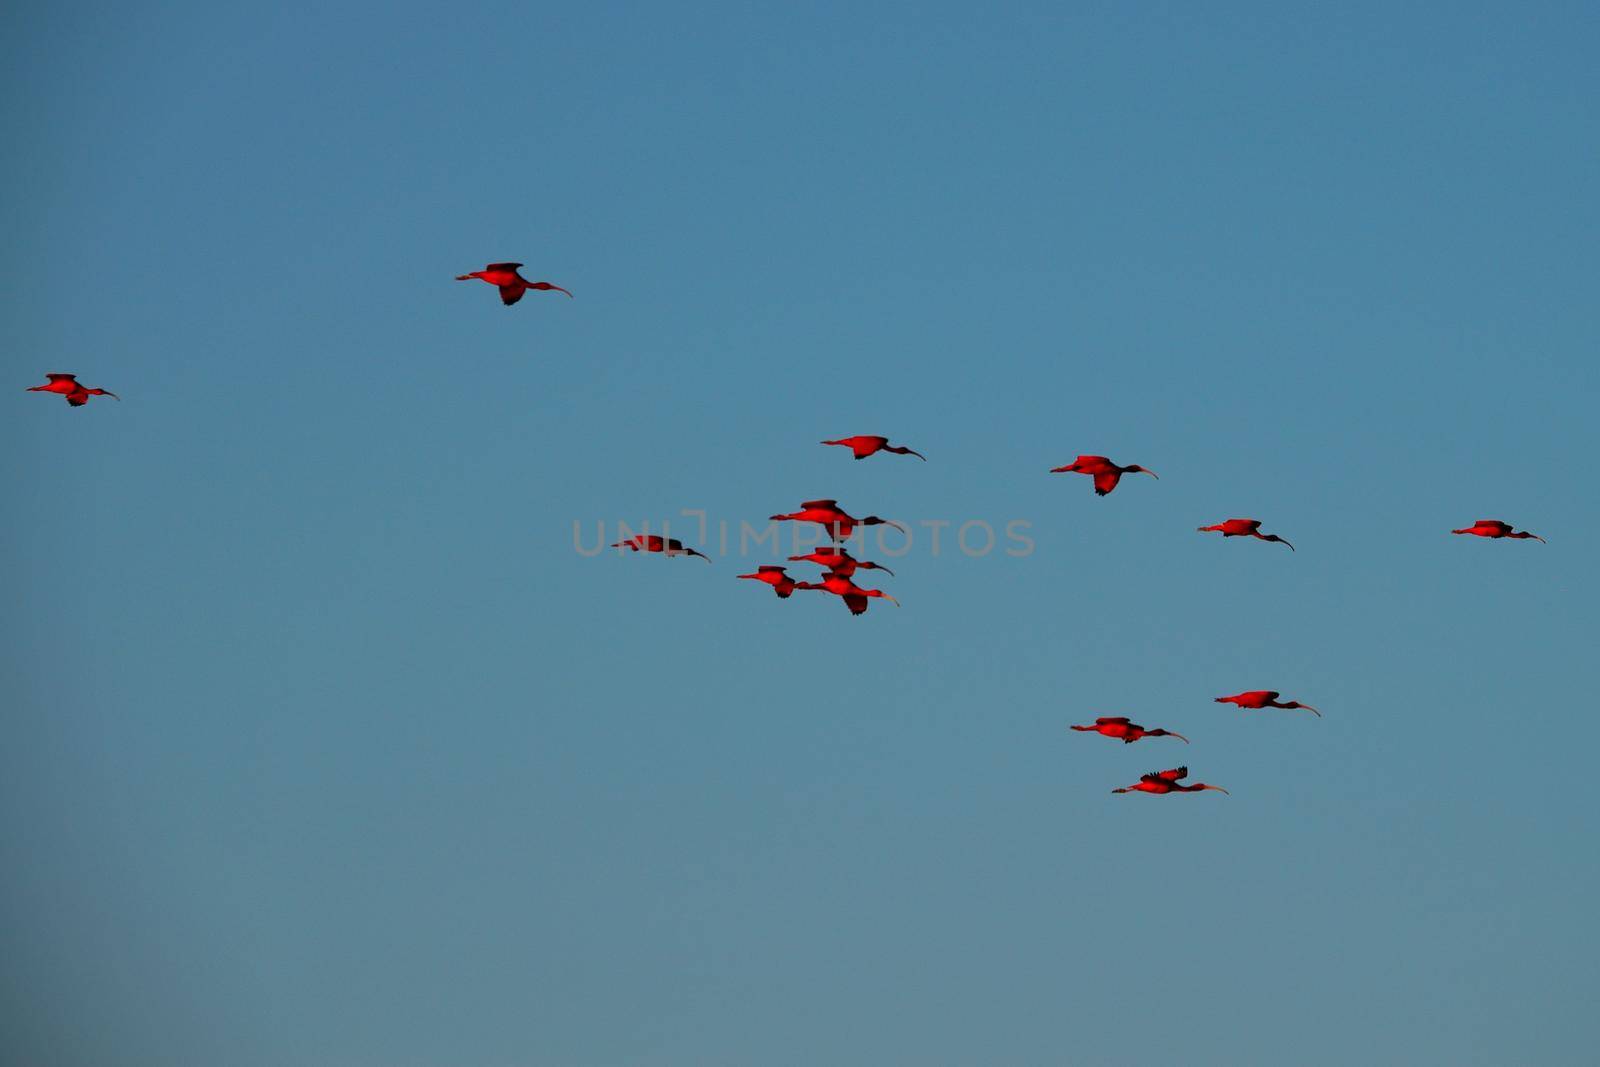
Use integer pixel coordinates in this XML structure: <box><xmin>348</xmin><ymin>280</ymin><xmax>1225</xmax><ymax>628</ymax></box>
<box><xmin>455</xmin><ymin>262</ymin><xmax>572</xmax><ymax>306</ymax></box>
<box><xmin>1050</xmin><ymin>455</ymin><xmax>1158</xmax><ymax>496</ymax></box>
<box><xmin>27</xmin><ymin>373</ymin><xmax>119</xmax><ymax>407</ymax></box>
<box><xmin>786</xmin><ymin>547</ymin><xmax>894</xmax><ymax>578</ymax></box>
<box><xmin>1197</xmin><ymin>518</ymin><xmax>1294</xmax><ymax>551</ymax></box>
<box><xmin>738</xmin><ymin>565</ymin><xmax>799</xmax><ymax>597</ymax></box>
<box><xmin>1070</xmin><ymin>716</ymin><xmax>1188</xmax><ymax>744</ymax></box>
<box><xmin>1112</xmin><ymin>766</ymin><xmax>1228</xmax><ymax>795</ymax></box>
<box><xmin>1215</xmin><ymin>690</ymin><xmax>1321</xmax><ymax>717</ymax></box>
<box><xmin>821</xmin><ymin>435</ymin><xmax>926</xmax><ymax>461</ymax></box>
<box><xmin>769</xmin><ymin>499</ymin><xmax>905</xmax><ymax>541</ymax></box>
<box><xmin>795</xmin><ymin>572</ymin><xmax>899</xmax><ymax>616</ymax></box>
<box><xmin>610</xmin><ymin>534</ymin><xmax>709</xmax><ymax>561</ymax></box>
<box><xmin>1452</xmin><ymin>519</ymin><xmax>1545</xmax><ymax>544</ymax></box>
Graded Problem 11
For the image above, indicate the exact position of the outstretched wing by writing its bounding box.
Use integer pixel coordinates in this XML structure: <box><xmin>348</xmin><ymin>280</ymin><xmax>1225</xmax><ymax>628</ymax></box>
<box><xmin>67</xmin><ymin>393</ymin><xmax>88</xmax><ymax>406</ymax></box>
<box><xmin>800</xmin><ymin>499</ymin><xmax>838</xmax><ymax>509</ymax></box>
<box><xmin>1153</xmin><ymin>766</ymin><xmax>1188</xmax><ymax>781</ymax></box>
<box><xmin>1094</xmin><ymin>716</ymin><xmax>1131</xmax><ymax>725</ymax></box>
<box><xmin>499</xmin><ymin>285</ymin><xmax>526</xmax><ymax>306</ymax></box>
<box><xmin>1475</xmin><ymin>519</ymin><xmax>1510</xmax><ymax>531</ymax></box>
<box><xmin>485</xmin><ymin>262</ymin><xmax>523</xmax><ymax>271</ymax></box>
<box><xmin>843</xmin><ymin>594</ymin><xmax>868</xmax><ymax>615</ymax></box>
<box><xmin>47</xmin><ymin>373</ymin><xmax>79</xmax><ymax>382</ymax></box>
<box><xmin>1092</xmin><ymin>471</ymin><xmax>1121</xmax><ymax>496</ymax></box>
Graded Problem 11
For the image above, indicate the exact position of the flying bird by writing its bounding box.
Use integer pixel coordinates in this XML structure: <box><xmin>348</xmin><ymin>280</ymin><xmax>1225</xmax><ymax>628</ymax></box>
<box><xmin>455</xmin><ymin>262</ymin><xmax>572</xmax><ymax>305</ymax></box>
<box><xmin>1070</xmin><ymin>717</ymin><xmax>1188</xmax><ymax>744</ymax></box>
<box><xmin>26</xmin><ymin>374</ymin><xmax>119</xmax><ymax>407</ymax></box>
<box><xmin>769</xmin><ymin>500</ymin><xmax>905</xmax><ymax>541</ymax></box>
<box><xmin>1197</xmin><ymin>518</ymin><xmax>1294</xmax><ymax>550</ymax></box>
<box><xmin>1112</xmin><ymin>766</ymin><xmax>1228</xmax><ymax>795</ymax></box>
<box><xmin>738</xmin><ymin>565</ymin><xmax>799</xmax><ymax>597</ymax></box>
<box><xmin>1215</xmin><ymin>690</ymin><xmax>1320</xmax><ymax>716</ymax></box>
<box><xmin>1050</xmin><ymin>455</ymin><xmax>1158</xmax><ymax>496</ymax></box>
<box><xmin>786</xmin><ymin>547</ymin><xmax>895</xmax><ymax>578</ymax></box>
<box><xmin>821</xmin><ymin>436</ymin><xmax>926</xmax><ymax>461</ymax></box>
<box><xmin>795</xmin><ymin>572</ymin><xmax>899</xmax><ymax>616</ymax></box>
<box><xmin>1451</xmin><ymin>519</ymin><xmax>1545</xmax><ymax>544</ymax></box>
<box><xmin>610</xmin><ymin>534</ymin><xmax>709</xmax><ymax>561</ymax></box>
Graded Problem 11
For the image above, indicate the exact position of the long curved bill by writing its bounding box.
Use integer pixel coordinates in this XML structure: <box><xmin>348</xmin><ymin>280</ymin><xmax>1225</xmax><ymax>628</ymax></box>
<box><xmin>1299</xmin><ymin>704</ymin><xmax>1322</xmax><ymax>717</ymax></box>
<box><xmin>1141</xmin><ymin>469</ymin><xmax>1159</xmax><ymax>479</ymax></box>
<box><xmin>884</xmin><ymin>520</ymin><xmax>907</xmax><ymax>533</ymax></box>
<box><xmin>883</xmin><ymin>595</ymin><xmax>900</xmax><ymax>607</ymax></box>
<box><xmin>1206</xmin><ymin>786</ymin><xmax>1230</xmax><ymax>795</ymax></box>
<box><xmin>1169</xmin><ymin>732</ymin><xmax>1190</xmax><ymax>743</ymax></box>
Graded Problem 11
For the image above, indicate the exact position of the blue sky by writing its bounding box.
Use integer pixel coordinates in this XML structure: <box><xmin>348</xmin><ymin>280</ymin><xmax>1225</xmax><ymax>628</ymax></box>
<box><xmin>4</xmin><ymin>3</ymin><xmax>1597</xmax><ymax>1064</ymax></box>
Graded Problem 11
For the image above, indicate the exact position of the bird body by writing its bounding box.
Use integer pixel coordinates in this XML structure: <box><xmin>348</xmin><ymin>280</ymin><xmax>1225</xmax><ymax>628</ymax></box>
<box><xmin>1112</xmin><ymin>766</ymin><xmax>1228</xmax><ymax>795</ymax></box>
<box><xmin>1070</xmin><ymin>716</ymin><xmax>1188</xmax><ymax>744</ymax></box>
<box><xmin>456</xmin><ymin>262</ymin><xmax>572</xmax><ymax>305</ymax></box>
<box><xmin>1452</xmin><ymin>519</ymin><xmax>1545</xmax><ymax>543</ymax></box>
<box><xmin>786</xmin><ymin>547</ymin><xmax>894</xmax><ymax>578</ymax></box>
<box><xmin>1214</xmin><ymin>690</ymin><xmax>1320</xmax><ymax>716</ymax></box>
<box><xmin>738</xmin><ymin>565</ymin><xmax>799</xmax><ymax>597</ymax></box>
<box><xmin>1197</xmin><ymin>518</ymin><xmax>1294</xmax><ymax>550</ymax></box>
<box><xmin>769</xmin><ymin>499</ymin><xmax>905</xmax><ymax>541</ymax></box>
<box><xmin>821</xmin><ymin>435</ymin><xmax>926</xmax><ymax>461</ymax></box>
<box><xmin>1050</xmin><ymin>455</ymin><xmax>1158</xmax><ymax>496</ymax></box>
<box><xmin>795</xmin><ymin>572</ymin><xmax>898</xmax><ymax>615</ymax></box>
<box><xmin>610</xmin><ymin>534</ymin><xmax>709</xmax><ymax>561</ymax></box>
<box><xmin>27</xmin><ymin>373</ymin><xmax>118</xmax><ymax>407</ymax></box>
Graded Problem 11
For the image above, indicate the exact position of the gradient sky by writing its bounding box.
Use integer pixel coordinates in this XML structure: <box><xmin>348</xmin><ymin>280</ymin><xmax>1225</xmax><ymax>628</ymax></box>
<box><xmin>4</xmin><ymin>3</ymin><xmax>1598</xmax><ymax>1064</ymax></box>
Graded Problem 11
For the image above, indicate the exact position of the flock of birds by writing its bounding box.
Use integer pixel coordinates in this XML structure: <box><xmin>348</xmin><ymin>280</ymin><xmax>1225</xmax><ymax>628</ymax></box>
<box><xmin>28</xmin><ymin>260</ymin><xmax>1550</xmax><ymax>797</ymax></box>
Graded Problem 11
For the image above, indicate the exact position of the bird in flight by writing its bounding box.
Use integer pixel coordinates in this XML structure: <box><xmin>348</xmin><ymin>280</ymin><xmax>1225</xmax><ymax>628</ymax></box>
<box><xmin>455</xmin><ymin>263</ymin><xmax>572</xmax><ymax>305</ymax></box>
<box><xmin>1215</xmin><ymin>690</ymin><xmax>1321</xmax><ymax>717</ymax></box>
<box><xmin>1112</xmin><ymin>766</ymin><xmax>1228</xmax><ymax>795</ymax></box>
<box><xmin>610</xmin><ymin>534</ymin><xmax>709</xmax><ymax>561</ymax></box>
<box><xmin>820</xmin><ymin>435</ymin><xmax>926</xmax><ymax>461</ymax></box>
<box><xmin>795</xmin><ymin>572</ymin><xmax>899</xmax><ymax>616</ymax></box>
<box><xmin>786</xmin><ymin>547</ymin><xmax>895</xmax><ymax>578</ymax></box>
<box><xmin>1050</xmin><ymin>455</ymin><xmax>1158</xmax><ymax>496</ymax></box>
<box><xmin>738</xmin><ymin>565</ymin><xmax>800</xmax><ymax>597</ymax></box>
<box><xmin>1070</xmin><ymin>716</ymin><xmax>1188</xmax><ymax>744</ymax></box>
<box><xmin>1197</xmin><ymin>518</ymin><xmax>1294</xmax><ymax>550</ymax></box>
<box><xmin>1451</xmin><ymin>519</ymin><xmax>1546</xmax><ymax>544</ymax></box>
<box><xmin>769</xmin><ymin>500</ymin><xmax>905</xmax><ymax>541</ymax></box>
<box><xmin>27</xmin><ymin>373</ymin><xmax>119</xmax><ymax>407</ymax></box>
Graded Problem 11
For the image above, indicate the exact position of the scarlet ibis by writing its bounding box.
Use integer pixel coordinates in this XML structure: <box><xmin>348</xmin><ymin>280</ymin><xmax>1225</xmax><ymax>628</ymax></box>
<box><xmin>795</xmin><ymin>572</ymin><xmax>899</xmax><ymax>616</ymax></box>
<box><xmin>738</xmin><ymin>565</ymin><xmax>799</xmax><ymax>597</ymax></box>
<box><xmin>769</xmin><ymin>500</ymin><xmax>905</xmax><ymax>541</ymax></box>
<box><xmin>455</xmin><ymin>262</ymin><xmax>572</xmax><ymax>305</ymax></box>
<box><xmin>1452</xmin><ymin>519</ymin><xmax>1546</xmax><ymax>544</ymax></box>
<box><xmin>610</xmin><ymin>534</ymin><xmax>709</xmax><ymax>561</ymax></box>
<box><xmin>1070</xmin><ymin>716</ymin><xmax>1188</xmax><ymax>744</ymax></box>
<box><xmin>27</xmin><ymin>373</ymin><xmax>119</xmax><ymax>407</ymax></box>
<box><xmin>787</xmin><ymin>547</ymin><xmax>895</xmax><ymax>578</ymax></box>
<box><xmin>1112</xmin><ymin>766</ymin><xmax>1228</xmax><ymax>795</ymax></box>
<box><xmin>1215</xmin><ymin>690</ymin><xmax>1320</xmax><ymax>717</ymax></box>
<box><xmin>821</xmin><ymin>435</ymin><xmax>926</xmax><ymax>461</ymax></box>
<box><xmin>1197</xmin><ymin>518</ymin><xmax>1294</xmax><ymax>550</ymax></box>
<box><xmin>1050</xmin><ymin>455</ymin><xmax>1157</xmax><ymax>496</ymax></box>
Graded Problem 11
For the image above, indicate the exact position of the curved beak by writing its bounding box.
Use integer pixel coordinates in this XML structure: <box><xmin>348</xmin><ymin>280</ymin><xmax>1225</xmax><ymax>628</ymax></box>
<box><xmin>1169</xmin><ymin>732</ymin><xmax>1190</xmax><ymax>744</ymax></box>
<box><xmin>1206</xmin><ymin>786</ymin><xmax>1230</xmax><ymax>795</ymax></box>
<box><xmin>884</xmin><ymin>520</ymin><xmax>907</xmax><ymax>533</ymax></box>
<box><xmin>1140</xmin><ymin>468</ymin><xmax>1158</xmax><ymax>479</ymax></box>
<box><xmin>1533</xmin><ymin>534</ymin><xmax>1548</xmax><ymax>544</ymax></box>
<box><xmin>870</xmin><ymin>563</ymin><xmax>895</xmax><ymax>576</ymax></box>
<box><xmin>1299</xmin><ymin>704</ymin><xmax>1322</xmax><ymax>717</ymax></box>
<box><xmin>103</xmin><ymin>391</ymin><xmax>121</xmax><ymax>400</ymax></box>
<box><xmin>1279</xmin><ymin>538</ymin><xmax>1296</xmax><ymax>551</ymax></box>
<box><xmin>908</xmin><ymin>450</ymin><xmax>927</xmax><ymax>461</ymax></box>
